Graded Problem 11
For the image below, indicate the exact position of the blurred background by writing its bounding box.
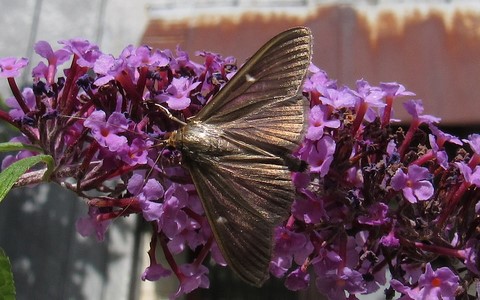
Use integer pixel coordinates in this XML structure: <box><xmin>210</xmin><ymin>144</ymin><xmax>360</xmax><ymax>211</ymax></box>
<box><xmin>0</xmin><ymin>0</ymin><xmax>479</xmax><ymax>299</ymax></box>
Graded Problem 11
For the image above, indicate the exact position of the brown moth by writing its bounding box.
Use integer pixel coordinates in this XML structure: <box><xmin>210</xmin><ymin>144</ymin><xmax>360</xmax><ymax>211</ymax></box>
<box><xmin>168</xmin><ymin>27</ymin><xmax>313</xmax><ymax>286</ymax></box>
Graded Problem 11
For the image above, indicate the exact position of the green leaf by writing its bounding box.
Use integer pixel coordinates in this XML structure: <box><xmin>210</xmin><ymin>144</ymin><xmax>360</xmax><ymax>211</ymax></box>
<box><xmin>0</xmin><ymin>248</ymin><xmax>15</xmax><ymax>300</ymax></box>
<box><xmin>0</xmin><ymin>142</ymin><xmax>43</xmax><ymax>153</ymax></box>
<box><xmin>0</xmin><ymin>154</ymin><xmax>54</xmax><ymax>202</ymax></box>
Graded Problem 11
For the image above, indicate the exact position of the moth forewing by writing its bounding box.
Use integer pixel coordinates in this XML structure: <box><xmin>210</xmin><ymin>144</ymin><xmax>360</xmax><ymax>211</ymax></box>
<box><xmin>170</xmin><ymin>27</ymin><xmax>313</xmax><ymax>286</ymax></box>
<box><xmin>192</xmin><ymin>27</ymin><xmax>312</xmax><ymax>124</ymax></box>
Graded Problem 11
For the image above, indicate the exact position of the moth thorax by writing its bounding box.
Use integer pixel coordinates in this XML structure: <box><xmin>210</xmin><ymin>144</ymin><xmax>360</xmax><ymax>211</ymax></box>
<box><xmin>178</xmin><ymin>122</ymin><xmax>239</xmax><ymax>155</ymax></box>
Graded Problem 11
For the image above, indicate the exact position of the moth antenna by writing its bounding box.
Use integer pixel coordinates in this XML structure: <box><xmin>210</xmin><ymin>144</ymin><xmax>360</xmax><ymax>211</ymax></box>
<box><xmin>158</xmin><ymin>147</ymin><xmax>168</xmax><ymax>177</ymax></box>
<box><xmin>147</xmin><ymin>102</ymin><xmax>187</xmax><ymax>126</ymax></box>
<box><xmin>144</xmin><ymin>145</ymin><xmax>168</xmax><ymax>182</ymax></box>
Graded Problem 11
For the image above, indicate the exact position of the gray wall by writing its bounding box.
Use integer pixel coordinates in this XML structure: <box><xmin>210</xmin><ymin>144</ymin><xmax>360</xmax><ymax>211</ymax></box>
<box><xmin>0</xmin><ymin>184</ymin><xmax>138</xmax><ymax>299</ymax></box>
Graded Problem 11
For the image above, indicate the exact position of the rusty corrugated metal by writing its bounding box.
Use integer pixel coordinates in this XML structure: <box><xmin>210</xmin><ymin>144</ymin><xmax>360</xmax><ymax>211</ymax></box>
<box><xmin>142</xmin><ymin>3</ymin><xmax>480</xmax><ymax>125</ymax></box>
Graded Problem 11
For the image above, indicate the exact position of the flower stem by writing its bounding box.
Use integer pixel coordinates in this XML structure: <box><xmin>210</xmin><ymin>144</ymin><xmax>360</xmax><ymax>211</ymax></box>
<box><xmin>8</xmin><ymin>77</ymin><xmax>29</xmax><ymax>114</ymax></box>
<box><xmin>381</xmin><ymin>95</ymin><xmax>393</xmax><ymax>127</ymax></box>
<box><xmin>398</xmin><ymin>119</ymin><xmax>419</xmax><ymax>159</ymax></box>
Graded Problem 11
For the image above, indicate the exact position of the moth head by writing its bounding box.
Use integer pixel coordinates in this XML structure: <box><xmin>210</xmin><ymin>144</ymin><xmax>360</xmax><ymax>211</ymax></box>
<box><xmin>167</xmin><ymin>130</ymin><xmax>181</xmax><ymax>148</ymax></box>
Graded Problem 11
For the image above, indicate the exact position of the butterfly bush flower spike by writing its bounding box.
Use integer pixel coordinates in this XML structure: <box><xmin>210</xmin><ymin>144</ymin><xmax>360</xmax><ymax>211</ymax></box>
<box><xmin>0</xmin><ymin>27</ymin><xmax>478</xmax><ymax>299</ymax></box>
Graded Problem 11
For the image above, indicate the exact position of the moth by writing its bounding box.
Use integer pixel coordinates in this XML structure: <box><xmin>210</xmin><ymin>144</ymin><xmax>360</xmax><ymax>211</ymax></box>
<box><xmin>168</xmin><ymin>27</ymin><xmax>313</xmax><ymax>286</ymax></box>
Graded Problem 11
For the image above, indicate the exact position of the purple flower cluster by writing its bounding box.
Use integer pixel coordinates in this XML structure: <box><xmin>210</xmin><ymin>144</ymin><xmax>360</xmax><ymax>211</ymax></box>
<box><xmin>1</xmin><ymin>36</ymin><xmax>479</xmax><ymax>299</ymax></box>
<box><xmin>274</xmin><ymin>67</ymin><xmax>479</xmax><ymax>299</ymax></box>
